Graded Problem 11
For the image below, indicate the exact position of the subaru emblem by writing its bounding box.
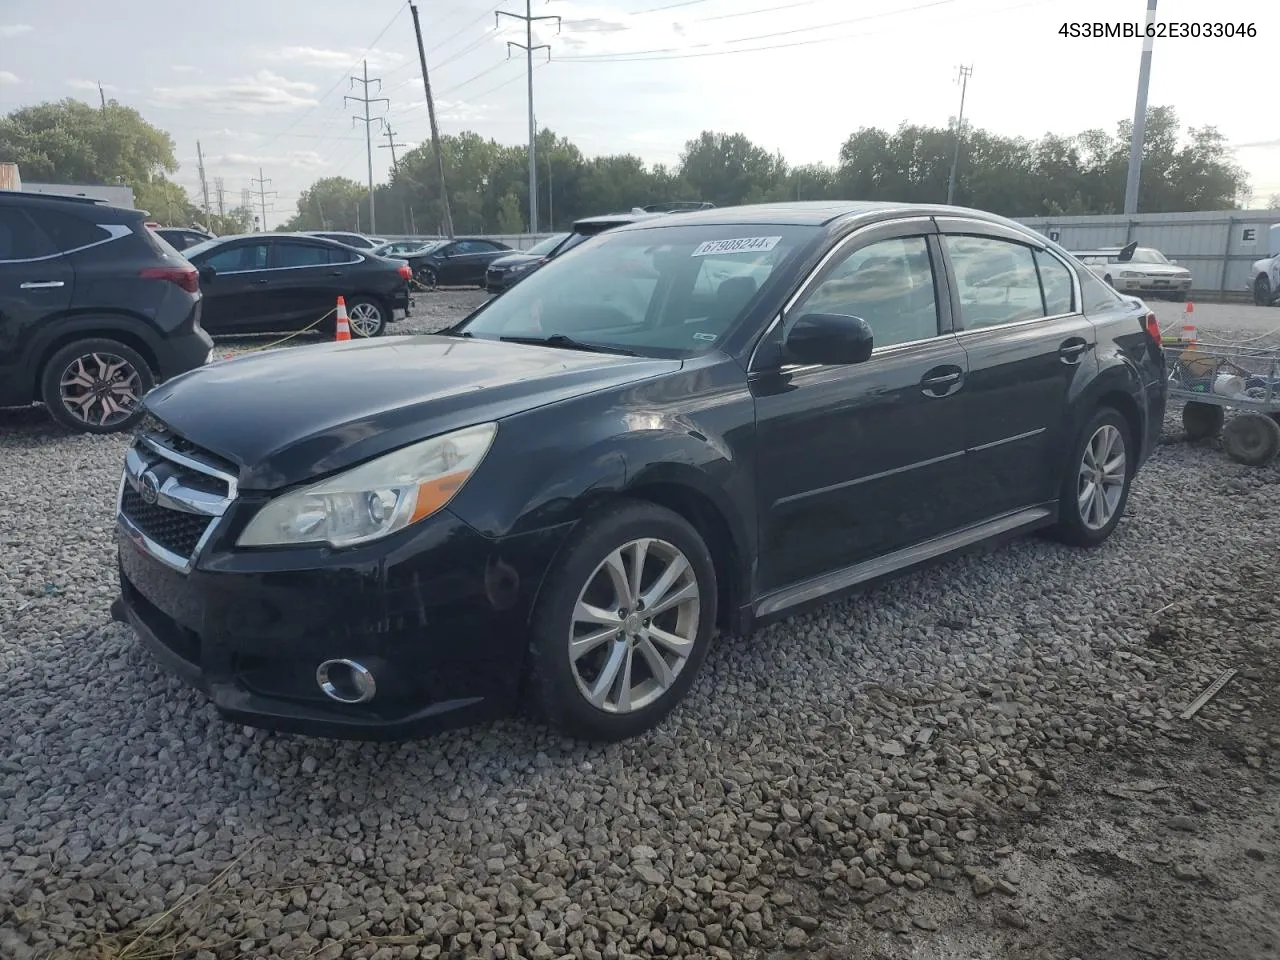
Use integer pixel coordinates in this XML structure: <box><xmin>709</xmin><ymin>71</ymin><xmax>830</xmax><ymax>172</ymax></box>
<box><xmin>139</xmin><ymin>470</ymin><xmax>160</xmax><ymax>506</ymax></box>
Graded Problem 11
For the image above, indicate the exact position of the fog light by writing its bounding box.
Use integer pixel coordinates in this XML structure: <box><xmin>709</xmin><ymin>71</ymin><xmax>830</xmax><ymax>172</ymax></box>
<box><xmin>316</xmin><ymin>659</ymin><xmax>377</xmax><ymax>704</ymax></box>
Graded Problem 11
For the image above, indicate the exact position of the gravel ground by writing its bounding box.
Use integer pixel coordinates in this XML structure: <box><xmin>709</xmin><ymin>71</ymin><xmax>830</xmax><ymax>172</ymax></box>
<box><xmin>1</xmin><ymin>290</ymin><xmax>1278</xmax><ymax>960</ymax></box>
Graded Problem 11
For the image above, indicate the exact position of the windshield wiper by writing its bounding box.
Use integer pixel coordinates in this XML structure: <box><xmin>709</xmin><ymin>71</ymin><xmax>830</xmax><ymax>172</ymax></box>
<box><xmin>499</xmin><ymin>333</ymin><xmax>636</xmax><ymax>356</ymax></box>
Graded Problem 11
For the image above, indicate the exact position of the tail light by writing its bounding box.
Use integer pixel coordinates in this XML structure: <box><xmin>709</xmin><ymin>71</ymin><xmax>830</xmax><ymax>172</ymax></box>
<box><xmin>397</xmin><ymin>263</ymin><xmax>412</xmax><ymax>281</ymax></box>
<box><xmin>140</xmin><ymin>265</ymin><xmax>199</xmax><ymax>294</ymax></box>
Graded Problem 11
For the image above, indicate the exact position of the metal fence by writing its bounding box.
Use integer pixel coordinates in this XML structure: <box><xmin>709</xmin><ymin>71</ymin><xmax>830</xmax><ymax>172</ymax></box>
<box><xmin>1015</xmin><ymin>210</ymin><xmax>1280</xmax><ymax>301</ymax></box>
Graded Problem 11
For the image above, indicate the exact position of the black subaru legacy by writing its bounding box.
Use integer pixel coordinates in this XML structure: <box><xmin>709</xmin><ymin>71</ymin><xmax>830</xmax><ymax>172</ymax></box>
<box><xmin>113</xmin><ymin>201</ymin><xmax>1167</xmax><ymax>743</ymax></box>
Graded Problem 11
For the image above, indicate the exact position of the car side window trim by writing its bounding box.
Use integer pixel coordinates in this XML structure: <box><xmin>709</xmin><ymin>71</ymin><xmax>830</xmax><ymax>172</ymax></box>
<box><xmin>0</xmin><ymin>221</ymin><xmax>131</xmax><ymax>264</ymax></box>
<box><xmin>747</xmin><ymin>216</ymin><xmax>942</xmax><ymax>374</ymax></box>
<box><xmin>214</xmin><ymin>253</ymin><xmax>366</xmax><ymax>275</ymax></box>
<box><xmin>933</xmin><ymin>220</ymin><xmax>1084</xmax><ymax>334</ymax></box>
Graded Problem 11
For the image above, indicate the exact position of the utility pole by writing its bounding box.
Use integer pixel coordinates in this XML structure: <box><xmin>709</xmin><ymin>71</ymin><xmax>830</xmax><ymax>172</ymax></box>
<box><xmin>251</xmin><ymin>168</ymin><xmax>276</xmax><ymax>231</ymax></box>
<box><xmin>1123</xmin><ymin>0</ymin><xmax>1158</xmax><ymax>214</ymax></box>
<box><xmin>380</xmin><ymin>126</ymin><xmax>411</xmax><ymax>235</ymax></box>
<box><xmin>498</xmin><ymin>0</ymin><xmax>560</xmax><ymax>234</ymax></box>
<box><xmin>345</xmin><ymin>59</ymin><xmax>389</xmax><ymax>235</ymax></box>
<box><xmin>196</xmin><ymin>140</ymin><xmax>211</xmax><ymax>223</ymax></box>
<box><xmin>214</xmin><ymin>177</ymin><xmax>226</xmax><ymax>218</ymax></box>
<box><xmin>410</xmin><ymin>1</ymin><xmax>455</xmax><ymax>239</ymax></box>
<box><xmin>97</xmin><ymin>82</ymin><xmax>107</xmax><ymax>112</ymax></box>
<box><xmin>945</xmin><ymin>65</ymin><xmax>973</xmax><ymax>206</ymax></box>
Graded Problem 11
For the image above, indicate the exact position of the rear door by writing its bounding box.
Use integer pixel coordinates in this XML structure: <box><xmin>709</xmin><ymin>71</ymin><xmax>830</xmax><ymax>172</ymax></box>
<box><xmin>936</xmin><ymin>218</ymin><xmax>1097</xmax><ymax>522</ymax></box>
<box><xmin>266</xmin><ymin>239</ymin><xmax>350</xmax><ymax>328</ymax></box>
<box><xmin>0</xmin><ymin>204</ymin><xmax>74</xmax><ymax>404</ymax></box>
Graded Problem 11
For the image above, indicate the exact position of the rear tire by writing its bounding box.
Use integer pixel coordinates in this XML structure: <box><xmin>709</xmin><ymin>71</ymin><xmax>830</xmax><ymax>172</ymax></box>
<box><xmin>39</xmin><ymin>338</ymin><xmax>154</xmax><ymax>434</ymax></box>
<box><xmin>345</xmin><ymin>297</ymin><xmax>387</xmax><ymax>338</ymax></box>
<box><xmin>1049</xmin><ymin>407</ymin><xmax>1133</xmax><ymax>548</ymax></box>
<box><xmin>1221</xmin><ymin>412</ymin><xmax>1280</xmax><ymax>466</ymax></box>
<box><xmin>1182</xmin><ymin>401</ymin><xmax>1224</xmax><ymax>440</ymax></box>
<box><xmin>525</xmin><ymin>500</ymin><xmax>718</xmax><ymax>742</ymax></box>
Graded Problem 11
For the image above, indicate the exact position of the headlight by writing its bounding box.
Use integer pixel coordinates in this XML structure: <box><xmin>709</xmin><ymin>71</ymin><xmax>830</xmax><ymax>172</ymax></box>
<box><xmin>237</xmin><ymin>423</ymin><xmax>497</xmax><ymax>548</ymax></box>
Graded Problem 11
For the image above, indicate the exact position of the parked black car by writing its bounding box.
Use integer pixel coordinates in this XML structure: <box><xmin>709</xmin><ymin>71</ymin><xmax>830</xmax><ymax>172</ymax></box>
<box><xmin>182</xmin><ymin>233</ymin><xmax>412</xmax><ymax>337</ymax></box>
<box><xmin>0</xmin><ymin>190</ymin><xmax>211</xmax><ymax>433</ymax></box>
<box><xmin>154</xmin><ymin>226</ymin><xmax>215</xmax><ymax>252</ymax></box>
<box><xmin>301</xmin><ymin>231</ymin><xmax>382</xmax><ymax>250</ymax></box>
<box><xmin>485</xmin><ymin>211</ymin><xmax>671</xmax><ymax>293</ymax></box>
<box><xmin>407</xmin><ymin>237</ymin><xmax>512</xmax><ymax>288</ymax></box>
<box><xmin>114</xmin><ymin>201</ymin><xmax>1167</xmax><ymax>743</ymax></box>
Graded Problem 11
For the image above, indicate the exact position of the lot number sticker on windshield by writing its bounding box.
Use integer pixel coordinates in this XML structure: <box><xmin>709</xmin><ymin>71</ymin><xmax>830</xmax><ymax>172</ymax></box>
<box><xmin>691</xmin><ymin>236</ymin><xmax>782</xmax><ymax>257</ymax></box>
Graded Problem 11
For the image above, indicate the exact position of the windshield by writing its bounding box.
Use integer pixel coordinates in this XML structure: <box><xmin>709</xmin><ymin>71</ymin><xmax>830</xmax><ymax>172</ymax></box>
<box><xmin>526</xmin><ymin>233</ymin><xmax>570</xmax><ymax>257</ymax></box>
<box><xmin>1129</xmin><ymin>248</ymin><xmax>1169</xmax><ymax>264</ymax></box>
<box><xmin>455</xmin><ymin>223</ymin><xmax>818</xmax><ymax>357</ymax></box>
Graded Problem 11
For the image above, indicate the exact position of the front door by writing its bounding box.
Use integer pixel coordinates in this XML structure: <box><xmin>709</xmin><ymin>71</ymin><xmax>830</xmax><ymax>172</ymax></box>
<box><xmin>936</xmin><ymin>221</ymin><xmax>1098</xmax><ymax>520</ymax></box>
<box><xmin>194</xmin><ymin>240</ymin><xmax>272</xmax><ymax>333</ymax></box>
<box><xmin>752</xmin><ymin>222</ymin><xmax>970</xmax><ymax>595</ymax></box>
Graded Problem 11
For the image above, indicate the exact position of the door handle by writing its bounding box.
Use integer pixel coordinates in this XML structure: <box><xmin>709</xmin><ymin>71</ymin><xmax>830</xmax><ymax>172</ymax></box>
<box><xmin>328</xmin><ymin>270</ymin><xmax>343</xmax><ymax>276</ymax></box>
<box><xmin>20</xmin><ymin>281</ymin><xmax>65</xmax><ymax>289</ymax></box>
<box><xmin>1058</xmin><ymin>340</ymin><xmax>1090</xmax><ymax>364</ymax></box>
<box><xmin>921</xmin><ymin>366</ymin><xmax>964</xmax><ymax>397</ymax></box>
<box><xmin>252</xmin><ymin>279</ymin><xmax>269</xmax><ymax>285</ymax></box>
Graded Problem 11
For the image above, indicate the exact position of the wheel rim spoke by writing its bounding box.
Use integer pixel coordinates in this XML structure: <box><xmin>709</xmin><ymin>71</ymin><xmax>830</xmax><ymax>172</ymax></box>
<box><xmin>570</xmin><ymin>624</ymin><xmax>621</xmax><ymax>662</ymax></box>
<box><xmin>602</xmin><ymin>549</ymin><xmax>633</xmax><ymax>609</ymax></box>
<box><xmin>626</xmin><ymin>539</ymin><xmax>649</xmax><ymax>605</ymax></box>
<box><xmin>574</xmin><ymin>600</ymin><xmax>621</xmax><ymax>627</ymax></box>
<box><xmin>587</xmin><ymin>641</ymin><xmax>629</xmax><ymax>709</ymax></box>
<box><xmin>647</xmin><ymin>624</ymin><xmax>694</xmax><ymax>658</ymax></box>
<box><xmin>635</xmin><ymin>634</ymin><xmax>676</xmax><ymax>690</ymax></box>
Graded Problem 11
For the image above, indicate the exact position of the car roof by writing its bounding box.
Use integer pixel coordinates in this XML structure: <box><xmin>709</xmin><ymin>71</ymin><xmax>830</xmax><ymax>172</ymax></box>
<box><xmin>605</xmin><ymin>200</ymin><xmax>1038</xmax><ymax>231</ymax></box>
<box><xmin>0</xmin><ymin>189</ymin><xmax>141</xmax><ymax>219</ymax></box>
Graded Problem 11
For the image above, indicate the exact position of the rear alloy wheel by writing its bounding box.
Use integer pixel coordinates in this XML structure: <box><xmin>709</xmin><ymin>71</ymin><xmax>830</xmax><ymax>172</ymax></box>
<box><xmin>1049</xmin><ymin>408</ymin><xmax>1133</xmax><ymax>547</ymax></box>
<box><xmin>1182</xmin><ymin>401</ymin><xmax>1225</xmax><ymax>440</ymax></box>
<box><xmin>40</xmin><ymin>338</ymin><xmax>154</xmax><ymax>434</ymax></box>
<box><xmin>526</xmin><ymin>501</ymin><xmax>717</xmax><ymax>741</ymax></box>
<box><xmin>1221</xmin><ymin>412</ymin><xmax>1280</xmax><ymax>466</ymax></box>
<box><xmin>345</xmin><ymin>298</ymin><xmax>386</xmax><ymax>338</ymax></box>
<box><xmin>1255</xmin><ymin>274</ymin><xmax>1274</xmax><ymax>307</ymax></box>
<box><xmin>414</xmin><ymin>266</ymin><xmax>437</xmax><ymax>290</ymax></box>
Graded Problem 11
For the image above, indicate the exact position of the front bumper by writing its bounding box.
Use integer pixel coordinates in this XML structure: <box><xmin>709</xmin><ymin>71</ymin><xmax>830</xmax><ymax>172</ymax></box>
<box><xmin>115</xmin><ymin>462</ymin><xmax>573</xmax><ymax>739</ymax></box>
<box><xmin>1113</xmin><ymin>276</ymin><xmax>1192</xmax><ymax>295</ymax></box>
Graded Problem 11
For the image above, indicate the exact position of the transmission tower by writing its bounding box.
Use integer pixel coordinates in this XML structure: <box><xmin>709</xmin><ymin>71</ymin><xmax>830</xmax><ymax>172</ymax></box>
<box><xmin>250</xmin><ymin>168</ymin><xmax>277</xmax><ymax>230</ymax></box>
<box><xmin>213</xmin><ymin>177</ymin><xmax>226</xmax><ymax>218</ymax></box>
<box><xmin>345</xmin><ymin>60</ymin><xmax>389</xmax><ymax>235</ymax></box>
<box><xmin>498</xmin><ymin>0</ymin><xmax>560</xmax><ymax>233</ymax></box>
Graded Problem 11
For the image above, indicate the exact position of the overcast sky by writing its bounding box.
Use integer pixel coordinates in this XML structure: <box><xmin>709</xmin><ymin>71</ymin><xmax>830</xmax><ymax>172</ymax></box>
<box><xmin>1</xmin><ymin>0</ymin><xmax>1277</xmax><ymax>229</ymax></box>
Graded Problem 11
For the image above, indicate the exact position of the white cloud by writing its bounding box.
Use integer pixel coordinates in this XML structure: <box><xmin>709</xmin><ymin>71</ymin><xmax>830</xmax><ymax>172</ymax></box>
<box><xmin>206</xmin><ymin>150</ymin><xmax>329</xmax><ymax>171</ymax></box>
<box><xmin>67</xmin><ymin>79</ymin><xmax>116</xmax><ymax>92</ymax></box>
<box><xmin>150</xmin><ymin>71</ymin><xmax>319</xmax><ymax>115</ymax></box>
<box><xmin>271</xmin><ymin>45</ymin><xmax>406</xmax><ymax>71</ymax></box>
<box><xmin>171</xmin><ymin>65</ymin><xmax>199</xmax><ymax>74</ymax></box>
<box><xmin>0</xmin><ymin>24</ymin><xmax>32</xmax><ymax>39</ymax></box>
<box><xmin>0</xmin><ymin>71</ymin><xmax>19</xmax><ymax>85</ymax></box>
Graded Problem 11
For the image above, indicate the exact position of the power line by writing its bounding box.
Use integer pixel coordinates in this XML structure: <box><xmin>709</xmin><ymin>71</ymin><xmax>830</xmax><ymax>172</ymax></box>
<box><xmin>250</xmin><ymin>168</ymin><xmax>277</xmax><ymax>230</ymax></box>
<box><xmin>497</xmin><ymin>0</ymin><xmax>561</xmax><ymax>234</ymax></box>
<box><xmin>946</xmin><ymin>64</ymin><xmax>973</xmax><ymax>205</ymax></box>
<box><xmin>345</xmin><ymin>59</ymin><xmax>390</xmax><ymax>235</ymax></box>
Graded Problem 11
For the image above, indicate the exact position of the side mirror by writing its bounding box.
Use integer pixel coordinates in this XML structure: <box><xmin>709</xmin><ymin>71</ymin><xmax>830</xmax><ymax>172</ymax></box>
<box><xmin>197</xmin><ymin>264</ymin><xmax>216</xmax><ymax>284</ymax></box>
<box><xmin>784</xmin><ymin>313</ymin><xmax>874</xmax><ymax>366</ymax></box>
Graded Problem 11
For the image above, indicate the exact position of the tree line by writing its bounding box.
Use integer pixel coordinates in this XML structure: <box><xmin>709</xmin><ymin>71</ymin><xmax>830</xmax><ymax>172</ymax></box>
<box><xmin>284</xmin><ymin>105</ymin><xmax>1250</xmax><ymax>236</ymax></box>
<box><xmin>0</xmin><ymin>98</ymin><xmax>1253</xmax><ymax>237</ymax></box>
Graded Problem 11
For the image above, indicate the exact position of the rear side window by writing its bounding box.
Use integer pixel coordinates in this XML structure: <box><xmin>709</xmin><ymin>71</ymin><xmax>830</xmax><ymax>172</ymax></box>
<box><xmin>275</xmin><ymin>241</ymin><xmax>333</xmax><ymax>268</ymax></box>
<box><xmin>29</xmin><ymin>208</ymin><xmax>111</xmax><ymax>252</ymax></box>
<box><xmin>1034</xmin><ymin>249</ymin><xmax>1075</xmax><ymax>315</ymax></box>
<box><xmin>945</xmin><ymin>235</ymin><xmax>1043</xmax><ymax>329</ymax></box>
<box><xmin>1079</xmin><ymin>266</ymin><xmax>1126</xmax><ymax>313</ymax></box>
<box><xmin>0</xmin><ymin>206</ymin><xmax>57</xmax><ymax>260</ymax></box>
<box><xmin>328</xmin><ymin>247</ymin><xmax>360</xmax><ymax>264</ymax></box>
<box><xmin>204</xmin><ymin>243</ymin><xmax>269</xmax><ymax>272</ymax></box>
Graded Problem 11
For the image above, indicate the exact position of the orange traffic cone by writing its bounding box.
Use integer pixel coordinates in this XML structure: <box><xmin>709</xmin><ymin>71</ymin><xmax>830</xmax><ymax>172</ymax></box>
<box><xmin>334</xmin><ymin>296</ymin><xmax>351</xmax><ymax>342</ymax></box>
<box><xmin>1180</xmin><ymin>301</ymin><xmax>1196</xmax><ymax>345</ymax></box>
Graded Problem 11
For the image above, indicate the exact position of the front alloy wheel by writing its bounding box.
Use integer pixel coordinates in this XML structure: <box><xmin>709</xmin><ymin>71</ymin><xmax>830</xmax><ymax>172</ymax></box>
<box><xmin>569</xmin><ymin>538</ymin><xmax>700</xmax><ymax>714</ymax></box>
<box><xmin>39</xmin><ymin>337</ymin><xmax>155</xmax><ymax>434</ymax></box>
<box><xmin>526</xmin><ymin>500</ymin><xmax>718</xmax><ymax>741</ymax></box>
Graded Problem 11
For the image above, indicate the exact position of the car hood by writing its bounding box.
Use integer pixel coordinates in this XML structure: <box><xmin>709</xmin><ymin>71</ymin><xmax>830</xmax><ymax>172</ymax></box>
<box><xmin>143</xmin><ymin>335</ymin><xmax>680</xmax><ymax>491</ymax></box>
<box><xmin>489</xmin><ymin>252</ymin><xmax>543</xmax><ymax>270</ymax></box>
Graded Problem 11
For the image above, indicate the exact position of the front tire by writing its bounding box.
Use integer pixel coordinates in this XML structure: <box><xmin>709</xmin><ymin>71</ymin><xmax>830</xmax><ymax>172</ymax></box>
<box><xmin>1049</xmin><ymin>408</ymin><xmax>1133</xmax><ymax>547</ymax></box>
<box><xmin>39</xmin><ymin>338</ymin><xmax>154</xmax><ymax>434</ymax></box>
<box><xmin>1254</xmin><ymin>274</ymin><xmax>1273</xmax><ymax>307</ymax></box>
<box><xmin>526</xmin><ymin>500</ymin><xmax>718</xmax><ymax>742</ymax></box>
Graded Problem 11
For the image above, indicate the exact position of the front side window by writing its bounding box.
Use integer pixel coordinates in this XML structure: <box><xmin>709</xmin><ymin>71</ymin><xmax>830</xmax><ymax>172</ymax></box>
<box><xmin>946</xmin><ymin>235</ymin><xmax>1044</xmax><ymax>329</ymax></box>
<box><xmin>790</xmin><ymin>236</ymin><xmax>940</xmax><ymax>349</ymax></box>
<box><xmin>456</xmin><ymin>223</ymin><xmax>818</xmax><ymax>357</ymax></box>
<box><xmin>203</xmin><ymin>242</ymin><xmax>269</xmax><ymax>272</ymax></box>
<box><xmin>1034</xmin><ymin>249</ymin><xmax>1076</xmax><ymax>315</ymax></box>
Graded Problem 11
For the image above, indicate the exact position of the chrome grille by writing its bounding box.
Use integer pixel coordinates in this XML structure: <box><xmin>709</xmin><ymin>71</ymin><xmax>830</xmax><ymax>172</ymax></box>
<box><xmin>117</xmin><ymin>430</ymin><xmax>237</xmax><ymax>572</ymax></box>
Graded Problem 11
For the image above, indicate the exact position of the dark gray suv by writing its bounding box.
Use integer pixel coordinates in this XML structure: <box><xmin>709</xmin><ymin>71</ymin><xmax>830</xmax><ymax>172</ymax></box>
<box><xmin>0</xmin><ymin>191</ymin><xmax>212</xmax><ymax>433</ymax></box>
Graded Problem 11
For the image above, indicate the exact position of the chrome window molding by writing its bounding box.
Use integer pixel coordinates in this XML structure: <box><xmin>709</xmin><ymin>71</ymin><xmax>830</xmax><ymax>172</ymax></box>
<box><xmin>0</xmin><ymin>223</ymin><xmax>131</xmax><ymax>264</ymax></box>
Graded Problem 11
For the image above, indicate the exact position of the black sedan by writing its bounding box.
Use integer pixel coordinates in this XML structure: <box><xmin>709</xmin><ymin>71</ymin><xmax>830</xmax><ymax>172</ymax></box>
<box><xmin>182</xmin><ymin>233</ymin><xmax>412</xmax><ymax>337</ymax></box>
<box><xmin>483</xmin><ymin>232</ymin><xmax>569</xmax><ymax>292</ymax></box>
<box><xmin>114</xmin><ymin>201</ymin><xmax>1167</xmax><ymax>743</ymax></box>
<box><xmin>404</xmin><ymin>237</ymin><xmax>511</xmax><ymax>288</ymax></box>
